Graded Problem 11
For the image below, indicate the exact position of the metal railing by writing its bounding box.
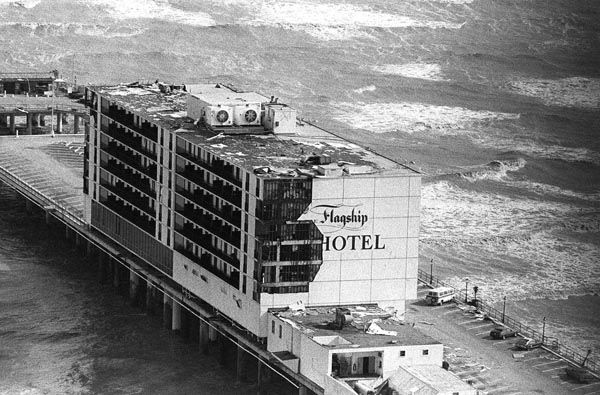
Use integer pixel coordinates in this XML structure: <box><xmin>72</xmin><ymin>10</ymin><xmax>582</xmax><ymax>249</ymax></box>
<box><xmin>418</xmin><ymin>269</ymin><xmax>599</xmax><ymax>375</ymax></box>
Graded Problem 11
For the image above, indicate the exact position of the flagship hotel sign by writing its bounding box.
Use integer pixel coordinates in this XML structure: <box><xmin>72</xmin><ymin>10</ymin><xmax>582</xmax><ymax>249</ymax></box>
<box><xmin>311</xmin><ymin>204</ymin><xmax>386</xmax><ymax>252</ymax></box>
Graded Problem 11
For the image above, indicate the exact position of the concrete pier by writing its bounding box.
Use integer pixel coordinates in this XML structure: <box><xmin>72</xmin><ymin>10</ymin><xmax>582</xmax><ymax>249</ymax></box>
<box><xmin>162</xmin><ymin>294</ymin><xmax>170</xmax><ymax>327</ymax></box>
<box><xmin>113</xmin><ymin>260</ymin><xmax>121</xmax><ymax>288</ymax></box>
<box><xmin>171</xmin><ymin>300</ymin><xmax>182</xmax><ymax>331</ymax></box>
<box><xmin>236</xmin><ymin>343</ymin><xmax>247</xmax><ymax>383</ymax></box>
<box><xmin>129</xmin><ymin>270</ymin><xmax>140</xmax><ymax>305</ymax></box>
<box><xmin>199</xmin><ymin>321</ymin><xmax>209</xmax><ymax>354</ymax></box>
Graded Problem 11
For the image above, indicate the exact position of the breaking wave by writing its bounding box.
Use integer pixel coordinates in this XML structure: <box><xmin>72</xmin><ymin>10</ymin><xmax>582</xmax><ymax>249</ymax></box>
<box><xmin>236</xmin><ymin>0</ymin><xmax>465</xmax><ymax>40</ymax></box>
<box><xmin>372</xmin><ymin>63</ymin><xmax>447</xmax><ymax>81</ymax></box>
<box><xmin>421</xmin><ymin>180</ymin><xmax>600</xmax><ymax>301</ymax></box>
<box><xmin>471</xmin><ymin>134</ymin><xmax>600</xmax><ymax>165</ymax></box>
<box><xmin>435</xmin><ymin>158</ymin><xmax>528</xmax><ymax>182</ymax></box>
<box><xmin>331</xmin><ymin>101</ymin><xmax>520</xmax><ymax>134</ymax></box>
<box><xmin>92</xmin><ymin>0</ymin><xmax>216</xmax><ymax>26</ymax></box>
<box><xmin>0</xmin><ymin>21</ymin><xmax>145</xmax><ymax>37</ymax></box>
<box><xmin>507</xmin><ymin>77</ymin><xmax>600</xmax><ymax>109</ymax></box>
<box><xmin>353</xmin><ymin>85</ymin><xmax>377</xmax><ymax>94</ymax></box>
<box><xmin>0</xmin><ymin>0</ymin><xmax>41</xmax><ymax>8</ymax></box>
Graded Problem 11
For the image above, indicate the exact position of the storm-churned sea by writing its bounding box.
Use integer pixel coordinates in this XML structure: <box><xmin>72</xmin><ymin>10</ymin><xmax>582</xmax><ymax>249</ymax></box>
<box><xmin>1</xmin><ymin>0</ymin><xmax>599</xmax><ymax>392</ymax></box>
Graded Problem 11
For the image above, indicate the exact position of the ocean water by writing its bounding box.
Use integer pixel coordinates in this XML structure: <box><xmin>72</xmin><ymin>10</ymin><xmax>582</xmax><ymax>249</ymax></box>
<box><xmin>0</xmin><ymin>0</ymin><xmax>599</xmax><ymax>389</ymax></box>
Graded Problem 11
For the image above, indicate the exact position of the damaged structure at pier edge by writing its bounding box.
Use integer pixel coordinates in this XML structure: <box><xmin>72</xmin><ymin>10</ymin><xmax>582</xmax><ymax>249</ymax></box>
<box><xmin>82</xmin><ymin>81</ymin><xmax>467</xmax><ymax>394</ymax></box>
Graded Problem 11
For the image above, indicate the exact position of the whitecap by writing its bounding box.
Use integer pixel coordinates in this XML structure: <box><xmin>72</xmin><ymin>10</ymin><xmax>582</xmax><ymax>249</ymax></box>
<box><xmin>331</xmin><ymin>101</ymin><xmax>519</xmax><ymax>134</ymax></box>
<box><xmin>353</xmin><ymin>85</ymin><xmax>377</xmax><ymax>94</ymax></box>
<box><xmin>91</xmin><ymin>0</ymin><xmax>215</xmax><ymax>26</ymax></box>
<box><xmin>0</xmin><ymin>0</ymin><xmax>41</xmax><ymax>8</ymax></box>
<box><xmin>234</xmin><ymin>0</ymin><xmax>464</xmax><ymax>40</ymax></box>
<box><xmin>372</xmin><ymin>63</ymin><xmax>447</xmax><ymax>81</ymax></box>
<box><xmin>507</xmin><ymin>77</ymin><xmax>600</xmax><ymax>109</ymax></box>
<box><xmin>471</xmin><ymin>134</ymin><xmax>600</xmax><ymax>165</ymax></box>
<box><xmin>421</xmin><ymin>181</ymin><xmax>600</xmax><ymax>301</ymax></box>
<box><xmin>458</xmin><ymin>158</ymin><xmax>527</xmax><ymax>182</ymax></box>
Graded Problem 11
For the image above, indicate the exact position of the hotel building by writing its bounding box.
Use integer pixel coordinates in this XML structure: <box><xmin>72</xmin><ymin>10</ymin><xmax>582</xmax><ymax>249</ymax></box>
<box><xmin>82</xmin><ymin>82</ymin><xmax>421</xmax><ymax>340</ymax></box>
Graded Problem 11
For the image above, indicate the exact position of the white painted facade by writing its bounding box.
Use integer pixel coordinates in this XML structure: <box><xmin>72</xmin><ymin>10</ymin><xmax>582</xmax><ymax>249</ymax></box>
<box><xmin>267</xmin><ymin>314</ymin><xmax>443</xmax><ymax>391</ymax></box>
<box><xmin>262</xmin><ymin>174</ymin><xmax>420</xmax><ymax>316</ymax></box>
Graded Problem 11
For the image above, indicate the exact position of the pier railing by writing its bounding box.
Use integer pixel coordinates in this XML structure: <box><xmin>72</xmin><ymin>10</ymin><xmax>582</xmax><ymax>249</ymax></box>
<box><xmin>418</xmin><ymin>269</ymin><xmax>599</xmax><ymax>375</ymax></box>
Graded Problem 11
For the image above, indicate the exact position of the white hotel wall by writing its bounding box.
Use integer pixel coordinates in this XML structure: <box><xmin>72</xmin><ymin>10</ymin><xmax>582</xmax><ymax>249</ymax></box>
<box><xmin>172</xmin><ymin>251</ymin><xmax>262</xmax><ymax>335</ymax></box>
<box><xmin>304</xmin><ymin>175</ymin><xmax>420</xmax><ymax>313</ymax></box>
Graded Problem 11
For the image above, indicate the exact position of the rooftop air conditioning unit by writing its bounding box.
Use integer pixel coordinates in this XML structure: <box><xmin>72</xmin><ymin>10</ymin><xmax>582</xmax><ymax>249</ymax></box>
<box><xmin>205</xmin><ymin>105</ymin><xmax>233</xmax><ymax>127</ymax></box>
<box><xmin>232</xmin><ymin>103</ymin><xmax>261</xmax><ymax>126</ymax></box>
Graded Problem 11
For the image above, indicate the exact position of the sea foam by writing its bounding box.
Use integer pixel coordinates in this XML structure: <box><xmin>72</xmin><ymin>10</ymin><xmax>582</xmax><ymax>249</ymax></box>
<box><xmin>507</xmin><ymin>77</ymin><xmax>600</xmax><ymax>109</ymax></box>
<box><xmin>421</xmin><ymin>181</ymin><xmax>600</xmax><ymax>301</ymax></box>
<box><xmin>236</xmin><ymin>0</ymin><xmax>465</xmax><ymax>40</ymax></box>
<box><xmin>93</xmin><ymin>0</ymin><xmax>215</xmax><ymax>26</ymax></box>
<box><xmin>331</xmin><ymin>101</ymin><xmax>519</xmax><ymax>134</ymax></box>
<box><xmin>372</xmin><ymin>63</ymin><xmax>447</xmax><ymax>81</ymax></box>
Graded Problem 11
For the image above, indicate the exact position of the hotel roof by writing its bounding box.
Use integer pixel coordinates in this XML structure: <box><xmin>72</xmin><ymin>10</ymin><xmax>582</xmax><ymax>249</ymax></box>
<box><xmin>90</xmin><ymin>83</ymin><xmax>419</xmax><ymax>179</ymax></box>
<box><xmin>272</xmin><ymin>305</ymin><xmax>440</xmax><ymax>349</ymax></box>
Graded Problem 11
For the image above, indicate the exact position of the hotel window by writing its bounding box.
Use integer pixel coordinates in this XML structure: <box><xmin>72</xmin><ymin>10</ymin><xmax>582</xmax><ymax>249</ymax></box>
<box><xmin>279</xmin><ymin>325</ymin><xmax>282</xmax><ymax>338</ymax></box>
<box><xmin>400</xmin><ymin>350</ymin><xmax>405</xmax><ymax>357</ymax></box>
<box><xmin>422</xmin><ymin>349</ymin><xmax>429</xmax><ymax>356</ymax></box>
<box><xmin>271</xmin><ymin>321</ymin><xmax>275</xmax><ymax>334</ymax></box>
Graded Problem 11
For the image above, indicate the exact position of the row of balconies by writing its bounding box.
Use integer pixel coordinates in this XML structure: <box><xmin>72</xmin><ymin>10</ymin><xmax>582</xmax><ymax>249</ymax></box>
<box><xmin>175</xmin><ymin>184</ymin><xmax>241</xmax><ymax>229</ymax></box>
<box><xmin>177</xmin><ymin>166</ymin><xmax>242</xmax><ymax>208</ymax></box>
<box><xmin>176</xmin><ymin>203</ymin><xmax>241</xmax><ymax>247</ymax></box>
<box><xmin>102</xmin><ymin>159</ymin><xmax>155</xmax><ymax>197</ymax></box>
<box><xmin>176</xmin><ymin>149</ymin><xmax>242</xmax><ymax>188</ymax></box>
<box><xmin>100</xmin><ymin>193</ymin><xmax>156</xmax><ymax>235</ymax></box>
<box><xmin>103</xmin><ymin>123</ymin><xmax>157</xmax><ymax>161</ymax></box>
<box><xmin>101</xmin><ymin>141</ymin><xmax>157</xmax><ymax>179</ymax></box>
<box><xmin>100</xmin><ymin>179</ymin><xmax>155</xmax><ymax>217</ymax></box>
<box><xmin>175</xmin><ymin>223</ymin><xmax>240</xmax><ymax>269</ymax></box>
<box><xmin>103</xmin><ymin>105</ymin><xmax>158</xmax><ymax>141</ymax></box>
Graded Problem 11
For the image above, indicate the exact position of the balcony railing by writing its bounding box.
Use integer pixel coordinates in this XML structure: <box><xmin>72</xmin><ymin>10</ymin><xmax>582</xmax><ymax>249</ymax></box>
<box><xmin>103</xmin><ymin>105</ymin><xmax>158</xmax><ymax>141</ymax></box>
<box><xmin>99</xmin><ymin>194</ymin><xmax>155</xmax><ymax>235</ymax></box>
<box><xmin>101</xmin><ymin>142</ymin><xmax>157</xmax><ymax>179</ymax></box>
<box><xmin>175</xmin><ymin>204</ymin><xmax>241</xmax><ymax>247</ymax></box>
<box><xmin>174</xmin><ymin>224</ymin><xmax>240</xmax><ymax>269</ymax></box>
<box><xmin>176</xmin><ymin>149</ymin><xmax>242</xmax><ymax>188</ymax></box>
<box><xmin>100</xmin><ymin>181</ymin><xmax>155</xmax><ymax>217</ymax></box>
<box><xmin>175</xmin><ymin>184</ymin><xmax>242</xmax><ymax>230</ymax></box>
<box><xmin>102</xmin><ymin>159</ymin><xmax>155</xmax><ymax>198</ymax></box>
<box><xmin>177</xmin><ymin>166</ymin><xmax>242</xmax><ymax>208</ymax></box>
<box><xmin>102</xmin><ymin>123</ymin><xmax>157</xmax><ymax>161</ymax></box>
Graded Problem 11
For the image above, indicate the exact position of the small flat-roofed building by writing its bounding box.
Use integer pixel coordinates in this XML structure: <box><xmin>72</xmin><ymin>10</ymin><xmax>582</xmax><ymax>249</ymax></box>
<box><xmin>387</xmin><ymin>364</ymin><xmax>478</xmax><ymax>395</ymax></box>
<box><xmin>83</xmin><ymin>81</ymin><xmax>421</xmax><ymax>340</ymax></box>
<box><xmin>267</xmin><ymin>305</ymin><xmax>443</xmax><ymax>390</ymax></box>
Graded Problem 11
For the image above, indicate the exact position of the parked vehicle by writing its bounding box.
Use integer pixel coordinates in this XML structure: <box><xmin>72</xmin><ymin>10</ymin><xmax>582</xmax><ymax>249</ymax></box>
<box><xmin>516</xmin><ymin>338</ymin><xmax>543</xmax><ymax>350</ymax></box>
<box><xmin>425</xmin><ymin>287</ymin><xmax>455</xmax><ymax>306</ymax></box>
<box><xmin>490</xmin><ymin>326</ymin><xmax>517</xmax><ymax>339</ymax></box>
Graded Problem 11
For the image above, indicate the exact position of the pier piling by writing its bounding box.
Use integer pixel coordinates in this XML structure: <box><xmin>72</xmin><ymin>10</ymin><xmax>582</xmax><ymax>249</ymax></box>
<box><xmin>129</xmin><ymin>270</ymin><xmax>140</xmax><ymax>305</ymax></box>
<box><xmin>171</xmin><ymin>300</ymin><xmax>182</xmax><ymax>331</ymax></box>
<box><xmin>199</xmin><ymin>321</ymin><xmax>209</xmax><ymax>354</ymax></box>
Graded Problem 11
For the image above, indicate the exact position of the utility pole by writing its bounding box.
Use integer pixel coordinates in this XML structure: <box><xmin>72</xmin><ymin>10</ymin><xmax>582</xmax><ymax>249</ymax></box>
<box><xmin>430</xmin><ymin>258</ymin><xmax>433</xmax><ymax>284</ymax></box>
<box><xmin>542</xmin><ymin>317</ymin><xmax>547</xmax><ymax>345</ymax></box>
